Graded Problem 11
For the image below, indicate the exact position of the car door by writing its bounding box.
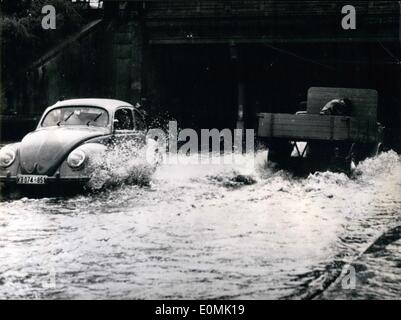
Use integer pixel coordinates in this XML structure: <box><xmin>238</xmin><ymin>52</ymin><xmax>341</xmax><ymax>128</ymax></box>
<box><xmin>112</xmin><ymin>107</ymin><xmax>145</xmax><ymax>146</ymax></box>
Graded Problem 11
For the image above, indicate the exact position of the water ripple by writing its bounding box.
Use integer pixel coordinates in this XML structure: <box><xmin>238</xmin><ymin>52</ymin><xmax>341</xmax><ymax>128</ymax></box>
<box><xmin>0</xmin><ymin>151</ymin><xmax>400</xmax><ymax>299</ymax></box>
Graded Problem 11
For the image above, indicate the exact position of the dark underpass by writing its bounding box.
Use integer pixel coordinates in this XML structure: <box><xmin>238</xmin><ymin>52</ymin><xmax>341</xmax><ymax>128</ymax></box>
<box><xmin>144</xmin><ymin>42</ymin><xmax>400</xmax><ymax>150</ymax></box>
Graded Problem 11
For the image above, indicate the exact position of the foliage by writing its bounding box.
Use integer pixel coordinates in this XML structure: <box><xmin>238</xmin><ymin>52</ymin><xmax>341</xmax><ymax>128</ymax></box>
<box><xmin>1</xmin><ymin>0</ymin><xmax>84</xmax><ymax>83</ymax></box>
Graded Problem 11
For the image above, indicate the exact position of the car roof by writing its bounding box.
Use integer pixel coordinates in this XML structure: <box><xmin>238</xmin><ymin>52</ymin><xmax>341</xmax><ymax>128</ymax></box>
<box><xmin>49</xmin><ymin>98</ymin><xmax>134</xmax><ymax>113</ymax></box>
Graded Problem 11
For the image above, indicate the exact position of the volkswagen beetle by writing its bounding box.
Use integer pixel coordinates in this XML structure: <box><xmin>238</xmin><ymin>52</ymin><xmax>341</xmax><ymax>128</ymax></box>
<box><xmin>0</xmin><ymin>99</ymin><xmax>147</xmax><ymax>195</ymax></box>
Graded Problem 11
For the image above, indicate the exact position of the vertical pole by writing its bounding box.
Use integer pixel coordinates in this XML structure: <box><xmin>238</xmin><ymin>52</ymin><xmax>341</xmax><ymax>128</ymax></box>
<box><xmin>231</xmin><ymin>43</ymin><xmax>245</xmax><ymax>151</ymax></box>
<box><xmin>236</xmin><ymin>61</ymin><xmax>246</xmax><ymax>152</ymax></box>
<box><xmin>230</xmin><ymin>42</ymin><xmax>244</xmax><ymax>130</ymax></box>
<box><xmin>129</xmin><ymin>20</ymin><xmax>143</xmax><ymax>104</ymax></box>
<box><xmin>236</xmin><ymin>81</ymin><xmax>245</xmax><ymax>130</ymax></box>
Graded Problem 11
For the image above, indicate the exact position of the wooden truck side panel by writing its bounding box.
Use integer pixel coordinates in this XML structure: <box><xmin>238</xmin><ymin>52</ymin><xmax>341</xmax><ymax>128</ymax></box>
<box><xmin>257</xmin><ymin>113</ymin><xmax>379</xmax><ymax>143</ymax></box>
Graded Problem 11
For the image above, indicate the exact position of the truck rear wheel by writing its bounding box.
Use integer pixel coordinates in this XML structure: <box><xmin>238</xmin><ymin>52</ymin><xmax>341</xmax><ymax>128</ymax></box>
<box><xmin>267</xmin><ymin>141</ymin><xmax>293</xmax><ymax>168</ymax></box>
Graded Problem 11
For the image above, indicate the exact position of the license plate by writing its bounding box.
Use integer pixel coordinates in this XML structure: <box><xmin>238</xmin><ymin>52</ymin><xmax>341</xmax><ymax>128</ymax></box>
<box><xmin>17</xmin><ymin>175</ymin><xmax>47</xmax><ymax>185</ymax></box>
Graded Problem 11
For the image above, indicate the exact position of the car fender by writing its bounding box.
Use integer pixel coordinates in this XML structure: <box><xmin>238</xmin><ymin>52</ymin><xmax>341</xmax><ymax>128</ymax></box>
<box><xmin>0</xmin><ymin>143</ymin><xmax>21</xmax><ymax>177</ymax></box>
<box><xmin>59</xmin><ymin>142</ymin><xmax>107</xmax><ymax>177</ymax></box>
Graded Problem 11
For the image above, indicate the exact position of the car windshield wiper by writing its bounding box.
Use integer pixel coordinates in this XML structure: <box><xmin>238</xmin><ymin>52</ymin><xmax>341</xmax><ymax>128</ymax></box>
<box><xmin>86</xmin><ymin>113</ymin><xmax>103</xmax><ymax>126</ymax></box>
<box><xmin>57</xmin><ymin>112</ymin><xmax>74</xmax><ymax>126</ymax></box>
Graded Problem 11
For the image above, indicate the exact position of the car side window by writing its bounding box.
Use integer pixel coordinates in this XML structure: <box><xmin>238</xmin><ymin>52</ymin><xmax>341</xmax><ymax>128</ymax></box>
<box><xmin>114</xmin><ymin>108</ymin><xmax>134</xmax><ymax>130</ymax></box>
<box><xmin>133</xmin><ymin>110</ymin><xmax>146</xmax><ymax>131</ymax></box>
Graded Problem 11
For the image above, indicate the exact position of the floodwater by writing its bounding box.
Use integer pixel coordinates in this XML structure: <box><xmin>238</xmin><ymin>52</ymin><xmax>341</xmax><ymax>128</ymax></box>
<box><xmin>0</xmin><ymin>148</ymin><xmax>400</xmax><ymax>299</ymax></box>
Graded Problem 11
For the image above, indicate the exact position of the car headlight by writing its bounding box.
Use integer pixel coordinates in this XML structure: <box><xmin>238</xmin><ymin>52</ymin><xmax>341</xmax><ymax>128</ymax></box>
<box><xmin>0</xmin><ymin>146</ymin><xmax>16</xmax><ymax>168</ymax></box>
<box><xmin>67</xmin><ymin>149</ymin><xmax>86</xmax><ymax>168</ymax></box>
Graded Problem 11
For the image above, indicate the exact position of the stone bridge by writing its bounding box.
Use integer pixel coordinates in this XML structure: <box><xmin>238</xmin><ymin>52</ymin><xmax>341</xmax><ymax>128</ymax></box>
<box><xmin>2</xmin><ymin>0</ymin><xmax>401</xmax><ymax>149</ymax></box>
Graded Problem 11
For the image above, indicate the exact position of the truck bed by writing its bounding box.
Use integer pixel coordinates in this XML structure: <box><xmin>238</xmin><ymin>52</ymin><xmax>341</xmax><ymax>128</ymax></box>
<box><xmin>257</xmin><ymin>113</ymin><xmax>380</xmax><ymax>143</ymax></box>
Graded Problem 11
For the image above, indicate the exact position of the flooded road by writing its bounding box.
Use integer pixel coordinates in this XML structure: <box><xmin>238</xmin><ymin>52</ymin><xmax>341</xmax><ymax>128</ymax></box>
<box><xmin>0</xmin><ymin>150</ymin><xmax>400</xmax><ymax>299</ymax></box>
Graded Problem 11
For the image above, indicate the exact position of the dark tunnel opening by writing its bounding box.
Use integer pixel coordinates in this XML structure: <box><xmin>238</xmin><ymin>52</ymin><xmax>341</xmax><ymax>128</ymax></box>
<box><xmin>145</xmin><ymin>42</ymin><xmax>400</xmax><ymax>149</ymax></box>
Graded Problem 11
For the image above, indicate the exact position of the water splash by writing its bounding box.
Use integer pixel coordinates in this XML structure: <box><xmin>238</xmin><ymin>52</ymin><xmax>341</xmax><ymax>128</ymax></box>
<box><xmin>354</xmin><ymin>150</ymin><xmax>401</xmax><ymax>180</ymax></box>
<box><xmin>87</xmin><ymin>139</ymin><xmax>158</xmax><ymax>190</ymax></box>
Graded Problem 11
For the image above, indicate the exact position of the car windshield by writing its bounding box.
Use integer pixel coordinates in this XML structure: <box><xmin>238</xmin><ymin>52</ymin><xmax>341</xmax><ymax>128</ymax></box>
<box><xmin>42</xmin><ymin>106</ymin><xmax>109</xmax><ymax>127</ymax></box>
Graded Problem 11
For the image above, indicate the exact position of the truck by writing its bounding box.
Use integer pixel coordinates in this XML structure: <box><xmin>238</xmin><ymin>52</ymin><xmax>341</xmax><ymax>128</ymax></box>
<box><xmin>256</xmin><ymin>87</ymin><xmax>384</xmax><ymax>173</ymax></box>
